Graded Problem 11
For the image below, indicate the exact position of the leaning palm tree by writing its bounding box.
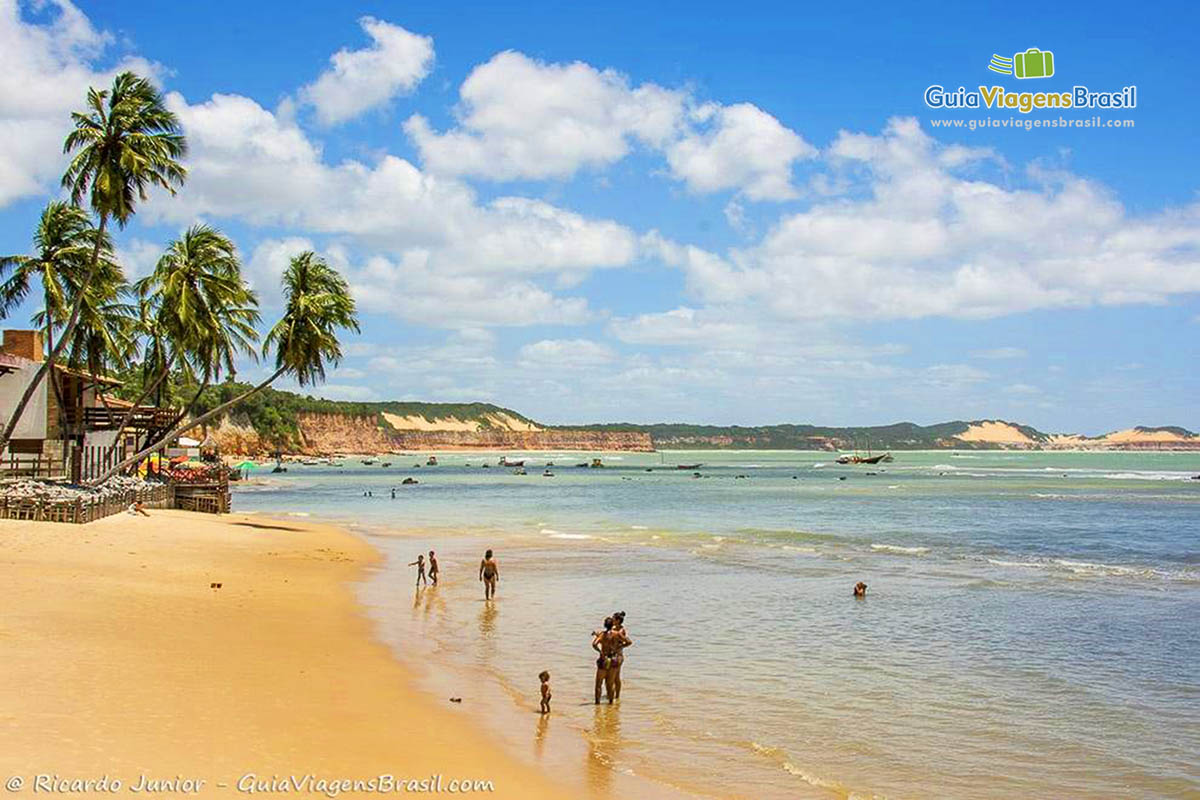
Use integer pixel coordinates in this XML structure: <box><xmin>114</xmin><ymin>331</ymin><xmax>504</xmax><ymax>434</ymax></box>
<box><xmin>0</xmin><ymin>202</ymin><xmax>119</xmax><ymax>436</ymax></box>
<box><xmin>90</xmin><ymin>251</ymin><xmax>358</xmax><ymax>484</ymax></box>
<box><xmin>129</xmin><ymin>226</ymin><xmax>260</xmax><ymax>452</ymax></box>
<box><xmin>0</xmin><ymin>71</ymin><xmax>186</xmax><ymax>454</ymax></box>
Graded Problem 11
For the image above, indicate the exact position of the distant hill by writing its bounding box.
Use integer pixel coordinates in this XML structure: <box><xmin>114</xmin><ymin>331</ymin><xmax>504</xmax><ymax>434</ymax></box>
<box><xmin>192</xmin><ymin>384</ymin><xmax>1199</xmax><ymax>453</ymax></box>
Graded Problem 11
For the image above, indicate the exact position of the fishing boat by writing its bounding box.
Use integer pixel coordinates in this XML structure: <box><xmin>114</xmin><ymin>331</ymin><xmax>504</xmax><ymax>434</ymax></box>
<box><xmin>835</xmin><ymin>438</ymin><xmax>892</xmax><ymax>465</ymax></box>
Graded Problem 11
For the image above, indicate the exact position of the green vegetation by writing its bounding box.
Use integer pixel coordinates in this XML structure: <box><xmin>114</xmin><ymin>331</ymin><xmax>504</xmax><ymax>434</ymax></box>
<box><xmin>0</xmin><ymin>69</ymin><xmax>359</xmax><ymax>483</ymax></box>
<box><xmin>558</xmin><ymin>419</ymin><xmax>1050</xmax><ymax>450</ymax></box>
<box><xmin>189</xmin><ymin>385</ymin><xmax>535</xmax><ymax>449</ymax></box>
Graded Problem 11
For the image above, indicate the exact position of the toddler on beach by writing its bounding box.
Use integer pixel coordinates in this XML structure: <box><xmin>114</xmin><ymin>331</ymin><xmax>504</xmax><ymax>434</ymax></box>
<box><xmin>539</xmin><ymin>671</ymin><xmax>552</xmax><ymax>714</ymax></box>
<box><xmin>409</xmin><ymin>554</ymin><xmax>427</xmax><ymax>587</ymax></box>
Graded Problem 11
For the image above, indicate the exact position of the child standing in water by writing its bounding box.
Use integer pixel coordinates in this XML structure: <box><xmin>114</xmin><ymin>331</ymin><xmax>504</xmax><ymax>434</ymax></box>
<box><xmin>428</xmin><ymin>550</ymin><xmax>439</xmax><ymax>586</ymax></box>
<box><xmin>539</xmin><ymin>671</ymin><xmax>552</xmax><ymax>714</ymax></box>
<box><xmin>408</xmin><ymin>554</ymin><xmax>427</xmax><ymax>587</ymax></box>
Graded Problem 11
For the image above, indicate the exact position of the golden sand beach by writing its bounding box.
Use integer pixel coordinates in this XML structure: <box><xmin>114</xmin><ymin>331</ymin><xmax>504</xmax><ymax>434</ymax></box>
<box><xmin>0</xmin><ymin>510</ymin><xmax>569</xmax><ymax>799</ymax></box>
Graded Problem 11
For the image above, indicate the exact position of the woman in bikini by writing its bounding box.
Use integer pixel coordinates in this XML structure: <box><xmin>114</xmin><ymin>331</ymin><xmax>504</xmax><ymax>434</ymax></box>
<box><xmin>592</xmin><ymin>616</ymin><xmax>630</xmax><ymax>704</ymax></box>
<box><xmin>610</xmin><ymin>611</ymin><xmax>632</xmax><ymax>700</ymax></box>
<box><xmin>479</xmin><ymin>549</ymin><xmax>499</xmax><ymax>599</ymax></box>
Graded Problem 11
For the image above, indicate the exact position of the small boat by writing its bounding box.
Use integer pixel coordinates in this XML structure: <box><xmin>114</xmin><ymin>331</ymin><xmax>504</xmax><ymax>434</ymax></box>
<box><xmin>500</xmin><ymin>456</ymin><xmax>524</xmax><ymax>467</ymax></box>
<box><xmin>543</xmin><ymin>469</ymin><xmax>554</xmax><ymax>477</ymax></box>
<box><xmin>513</xmin><ymin>467</ymin><xmax>527</xmax><ymax>475</ymax></box>
<box><xmin>426</xmin><ymin>456</ymin><xmax>438</xmax><ymax>466</ymax></box>
<box><xmin>575</xmin><ymin>462</ymin><xmax>589</xmax><ymax>468</ymax></box>
<box><xmin>361</xmin><ymin>458</ymin><xmax>375</xmax><ymax>465</ymax></box>
<box><xmin>676</xmin><ymin>463</ymin><xmax>703</xmax><ymax>470</ymax></box>
<box><xmin>381</xmin><ymin>461</ymin><xmax>392</xmax><ymax>467</ymax></box>
<box><xmin>836</xmin><ymin>453</ymin><xmax>891</xmax><ymax>465</ymax></box>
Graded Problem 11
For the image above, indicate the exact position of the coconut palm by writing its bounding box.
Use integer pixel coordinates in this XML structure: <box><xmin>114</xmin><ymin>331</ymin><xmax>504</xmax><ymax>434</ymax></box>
<box><xmin>0</xmin><ymin>71</ymin><xmax>186</xmax><ymax>453</ymax></box>
<box><xmin>132</xmin><ymin>226</ymin><xmax>260</xmax><ymax>450</ymax></box>
<box><xmin>91</xmin><ymin>251</ymin><xmax>358</xmax><ymax>484</ymax></box>
<box><xmin>0</xmin><ymin>202</ymin><xmax>119</xmax><ymax>435</ymax></box>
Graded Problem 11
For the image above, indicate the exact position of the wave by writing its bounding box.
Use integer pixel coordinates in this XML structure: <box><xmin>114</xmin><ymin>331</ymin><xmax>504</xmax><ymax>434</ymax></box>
<box><xmin>1100</xmin><ymin>471</ymin><xmax>1197</xmax><ymax>482</ymax></box>
<box><xmin>548</xmin><ymin>532</ymin><xmax>593</xmax><ymax>540</ymax></box>
<box><xmin>630</xmin><ymin>525</ymin><xmax>649</xmax><ymax>530</ymax></box>
<box><xmin>870</xmin><ymin>543</ymin><xmax>930</xmax><ymax>555</ymax></box>
<box><xmin>984</xmin><ymin>556</ymin><xmax>1195</xmax><ymax>581</ymax></box>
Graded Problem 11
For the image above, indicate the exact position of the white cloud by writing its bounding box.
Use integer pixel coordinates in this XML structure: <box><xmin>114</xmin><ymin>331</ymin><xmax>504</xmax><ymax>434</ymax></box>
<box><xmin>305</xmin><ymin>383</ymin><xmax>380</xmax><ymax>401</ymax></box>
<box><xmin>971</xmin><ymin>347</ymin><xmax>1027</xmax><ymax>360</ymax></box>
<box><xmin>651</xmin><ymin>117</ymin><xmax>1200</xmax><ymax>320</ymax></box>
<box><xmin>665</xmin><ymin>102</ymin><xmax>815</xmax><ymax>200</ymax></box>
<box><xmin>300</xmin><ymin>17</ymin><xmax>433</xmax><ymax>125</ymax></box>
<box><xmin>112</xmin><ymin>237</ymin><xmax>162</xmax><ymax>279</ymax></box>
<box><xmin>141</xmin><ymin>91</ymin><xmax>636</xmax><ymax>326</ymax></box>
<box><xmin>405</xmin><ymin>50</ymin><xmax>812</xmax><ymax>201</ymax></box>
<box><xmin>405</xmin><ymin>51</ymin><xmax>684</xmax><ymax>181</ymax></box>
<box><xmin>246</xmin><ymin>236</ymin><xmax>314</xmax><ymax>305</ymax></box>
<box><xmin>518</xmin><ymin>339</ymin><xmax>616</xmax><ymax>367</ymax></box>
<box><xmin>0</xmin><ymin>0</ymin><xmax>156</xmax><ymax>206</ymax></box>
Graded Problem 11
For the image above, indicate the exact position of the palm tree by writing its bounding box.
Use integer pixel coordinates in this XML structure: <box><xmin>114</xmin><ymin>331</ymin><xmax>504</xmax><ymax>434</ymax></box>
<box><xmin>130</xmin><ymin>226</ymin><xmax>260</xmax><ymax>451</ymax></box>
<box><xmin>90</xmin><ymin>252</ymin><xmax>358</xmax><ymax>484</ymax></box>
<box><xmin>0</xmin><ymin>202</ymin><xmax>119</xmax><ymax>438</ymax></box>
<box><xmin>0</xmin><ymin>71</ymin><xmax>186</xmax><ymax>454</ymax></box>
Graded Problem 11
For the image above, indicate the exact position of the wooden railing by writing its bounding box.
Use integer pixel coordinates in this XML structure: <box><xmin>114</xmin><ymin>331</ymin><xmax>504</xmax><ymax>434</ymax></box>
<box><xmin>72</xmin><ymin>406</ymin><xmax>178</xmax><ymax>431</ymax></box>
<box><xmin>0</xmin><ymin>483</ymin><xmax>171</xmax><ymax>524</ymax></box>
<box><xmin>0</xmin><ymin>454</ymin><xmax>67</xmax><ymax>479</ymax></box>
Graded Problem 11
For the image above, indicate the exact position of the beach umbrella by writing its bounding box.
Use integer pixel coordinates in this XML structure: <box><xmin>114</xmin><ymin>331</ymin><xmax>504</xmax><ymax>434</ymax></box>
<box><xmin>234</xmin><ymin>460</ymin><xmax>256</xmax><ymax>470</ymax></box>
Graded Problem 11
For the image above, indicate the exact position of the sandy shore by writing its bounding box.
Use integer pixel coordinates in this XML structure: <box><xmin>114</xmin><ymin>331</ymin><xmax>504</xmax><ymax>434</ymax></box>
<box><xmin>0</xmin><ymin>510</ymin><xmax>568</xmax><ymax>798</ymax></box>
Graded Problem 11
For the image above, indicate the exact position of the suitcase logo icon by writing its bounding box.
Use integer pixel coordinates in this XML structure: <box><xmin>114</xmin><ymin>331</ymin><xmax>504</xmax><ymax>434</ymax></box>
<box><xmin>988</xmin><ymin>48</ymin><xmax>1055</xmax><ymax>79</ymax></box>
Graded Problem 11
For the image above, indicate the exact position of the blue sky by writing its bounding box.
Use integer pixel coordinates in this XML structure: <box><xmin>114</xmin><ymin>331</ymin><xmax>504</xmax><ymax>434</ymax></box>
<box><xmin>1</xmin><ymin>0</ymin><xmax>1197</xmax><ymax>433</ymax></box>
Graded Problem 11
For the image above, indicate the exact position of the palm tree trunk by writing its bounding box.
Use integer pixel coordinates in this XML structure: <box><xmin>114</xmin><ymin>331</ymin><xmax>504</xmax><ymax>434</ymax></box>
<box><xmin>0</xmin><ymin>213</ymin><xmax>109</xmax><ymax>455</ymax></box>
<box><xmin>88</xmin><ymin>366</ymin><xmax>285</xmax><ymax>486</ymax></box>
<box><xmin>140</xmin><ymin>377</ymin><xmax>208</xmax><ymax>452</ymax></box>
<box><xmin>102</xmin><ymin>354</ymin><xmax>174</xmax><ymax>460</ymax></box>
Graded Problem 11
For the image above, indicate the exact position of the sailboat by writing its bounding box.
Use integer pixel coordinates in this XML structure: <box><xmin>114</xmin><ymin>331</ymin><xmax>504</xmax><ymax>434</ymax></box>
<box><xmin>836</xmin><ymin>437</ymin><xmax>892</xmax><ymax>465</ymax></box>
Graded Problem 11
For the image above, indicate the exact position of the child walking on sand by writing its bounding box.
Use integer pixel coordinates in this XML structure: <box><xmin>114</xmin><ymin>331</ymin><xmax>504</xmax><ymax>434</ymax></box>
<box><xmin>539</xmin><ymin>671</ymin><xmax>552</xmax><ymax>714</ymax></box>
<box><xmin>428</xmin><ymin>550</ymin><xmax>439</xmax><ymax>586</ymax></box>
<box><xmin>409</xmin><ymin>554</ymin><xmax>427</xmax><ymax>587</ymax></box>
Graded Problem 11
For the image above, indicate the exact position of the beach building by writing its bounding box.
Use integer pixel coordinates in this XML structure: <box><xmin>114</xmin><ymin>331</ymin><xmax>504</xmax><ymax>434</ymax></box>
<box><xmin>0</xmin><ymin>329</ymin><xmax>176</xmax><ymax>482</ymax></box>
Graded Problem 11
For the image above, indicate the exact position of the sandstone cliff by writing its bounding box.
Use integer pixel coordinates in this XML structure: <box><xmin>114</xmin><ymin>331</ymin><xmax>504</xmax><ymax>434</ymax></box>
<box><xmin>276</xmin><ymin>412</ymin><xmax>652</xmax><ymax>454</ymax></box>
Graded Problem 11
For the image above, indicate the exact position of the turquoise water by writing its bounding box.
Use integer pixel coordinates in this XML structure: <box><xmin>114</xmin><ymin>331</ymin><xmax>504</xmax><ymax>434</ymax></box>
<box><xmin>233</xmin><ymin>451</ymin><xmax>1200</xmax><ymax>799</ymax></box>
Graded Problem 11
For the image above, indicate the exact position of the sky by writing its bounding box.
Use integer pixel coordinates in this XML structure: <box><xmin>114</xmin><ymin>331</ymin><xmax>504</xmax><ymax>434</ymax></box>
<box><xmin>0</xmin><ymin>0</ymin><xmax>1197</xmax><ymax>433</ymax></box>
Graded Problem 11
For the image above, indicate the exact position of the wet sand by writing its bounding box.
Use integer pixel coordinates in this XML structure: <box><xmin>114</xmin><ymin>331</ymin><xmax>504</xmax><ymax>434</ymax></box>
<box><xmin>0</xmin><ymin>509</ymin><xmax>570</xmax><ymax>798</ymax></box>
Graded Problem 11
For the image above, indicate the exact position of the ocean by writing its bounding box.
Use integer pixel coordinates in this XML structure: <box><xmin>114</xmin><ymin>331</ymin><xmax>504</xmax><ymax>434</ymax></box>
<box><xmin>232</xmin><ymin>450</ymin><xmax>1200</xmax><ymax>799</ymax></box>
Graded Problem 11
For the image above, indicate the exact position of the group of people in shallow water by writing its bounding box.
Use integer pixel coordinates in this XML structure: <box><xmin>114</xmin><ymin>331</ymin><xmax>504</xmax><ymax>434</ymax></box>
<box><xmin>407</xmin><ymin>548</ymin><xmax>636</xmax><ymax>713</ymax></box>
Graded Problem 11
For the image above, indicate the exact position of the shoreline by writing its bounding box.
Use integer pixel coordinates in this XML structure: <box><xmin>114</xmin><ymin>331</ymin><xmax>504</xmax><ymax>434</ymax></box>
<box><xmin>0</xmin><ymin>509</ymin><xmax>571</xmax><ymax>798</ymax></box>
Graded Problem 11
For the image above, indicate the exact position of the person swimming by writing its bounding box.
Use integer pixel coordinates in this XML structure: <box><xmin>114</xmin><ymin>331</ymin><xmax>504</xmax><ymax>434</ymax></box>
<box><xmin>479</xmin><ymin>549</ymin><xmax>499</xmax><ymax>599</ymax></box>
<box><xmin>854</xmin><ymin>581</ymin><xmax>868</xmax><ymax>597</ymax></box>
<box><xmin>408</xmin><ymin>554</ymin><xmax>427</xmax><ymax>587</ymax></box>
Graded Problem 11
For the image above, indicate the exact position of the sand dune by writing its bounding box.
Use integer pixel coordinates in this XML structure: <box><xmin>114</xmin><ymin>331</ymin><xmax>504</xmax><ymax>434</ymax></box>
<box><xmin>382</xmin><ymin>411</ymin><xmax>541</xmax><ymax>433</ymax></box>
<box><xmin>954</xmin><ymin>421</ymin><xmax>1037</xmax><ymax>445</ymax></box>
